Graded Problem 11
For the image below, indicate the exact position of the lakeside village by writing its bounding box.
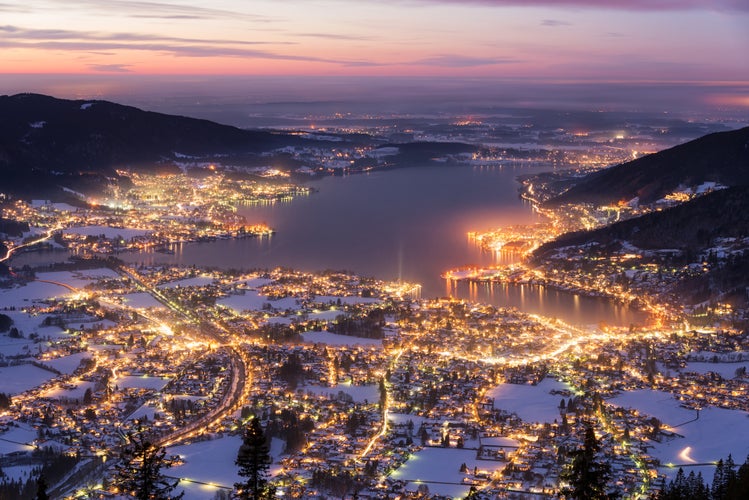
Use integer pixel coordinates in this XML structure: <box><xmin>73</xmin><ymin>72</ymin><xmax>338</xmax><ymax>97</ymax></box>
<box><xmin>0</xmin><ymin>157</ymin><xmax>747</xmax><ymax>498</ymax></box>
<box><xmin>0</xmin><ymin>260</ymin><xmax>747</xmax><ymax>499</ymax></box>
<box><xmin>445</xmin><ymin>177</ymin><xmax>744</xmax><ymax>329</ymax></box>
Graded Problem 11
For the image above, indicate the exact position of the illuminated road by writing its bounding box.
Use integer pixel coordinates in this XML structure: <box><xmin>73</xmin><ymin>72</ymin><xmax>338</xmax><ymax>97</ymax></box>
<box><xmin>0</xmin><ymin>225</ymin><xmax>61</xmax><ymax>264</ymax></box>
<box><xmin>113</xmin><ymin>264</ymin><xmax>251</xmax><ymax>448</ymax></box>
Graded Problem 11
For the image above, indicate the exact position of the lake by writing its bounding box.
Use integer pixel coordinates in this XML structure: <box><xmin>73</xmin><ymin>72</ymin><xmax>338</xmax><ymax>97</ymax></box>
<box><xmin>113</xmin><ymin>165</ymin><xmax>647</xmax><ymax>326</ymax></box>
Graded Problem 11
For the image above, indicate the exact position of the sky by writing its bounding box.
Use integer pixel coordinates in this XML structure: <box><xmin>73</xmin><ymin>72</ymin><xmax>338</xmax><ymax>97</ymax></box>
<box><xmin>1</xmin><ymin>0</ymin><xmax>748</xmax><ymax>112</ymax></box>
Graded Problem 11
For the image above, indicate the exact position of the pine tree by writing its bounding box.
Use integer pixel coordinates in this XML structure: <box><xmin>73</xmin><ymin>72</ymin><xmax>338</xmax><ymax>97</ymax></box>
<box><xmin>234</xmin><ymin>417</ymin><xmax>274</xmax><ymax>499</ymax></box>
<box><xmin>113</xmin><ymin>422</ymin><xmax>183</xmax><ymax>500</ymax></box>
<box><xmin>35</xmin><ymin>475</ymin><xmax>49</xmax><ymax>500</ymax></box>
<box><xmin>713</xmin><ymin>458</ymin><xmax>727</xmax><ymax>499</ymax></box>
<box><xmin>559</xmin><ymin>423</ymin><xmax>616</xmax><ymax>499</ymax></box>
<box><xmin>726</xmin><ymin>454</ymin><xmax>749</xmax><ymax>499</ymax></box>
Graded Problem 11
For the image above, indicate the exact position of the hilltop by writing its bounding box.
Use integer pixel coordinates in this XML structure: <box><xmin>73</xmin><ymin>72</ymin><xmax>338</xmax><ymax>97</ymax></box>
<box><xmin>547</xmin><ymin>126</ymin><xmax>749</xmax><ymax>206</ymax></box>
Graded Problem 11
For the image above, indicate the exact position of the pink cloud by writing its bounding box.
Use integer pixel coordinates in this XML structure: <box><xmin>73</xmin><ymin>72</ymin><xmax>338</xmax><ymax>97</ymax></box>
<box><xmin>419</xmin><ymin>0</ymin><xmax>749</xmax><ymax>11</ymax></box>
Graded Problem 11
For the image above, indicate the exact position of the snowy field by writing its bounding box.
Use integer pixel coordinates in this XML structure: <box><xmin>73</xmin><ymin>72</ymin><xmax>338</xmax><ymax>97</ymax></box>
<box><xmin>390</xmin><ymin>447</ymin><xmax>506</xmax><ymax>498</ymax></box>
<box><xmin>39</xmin><ymin>352</ymin><xmax>91</xmax><ymax>374</ymax></box>
<box><xmin>301</xmin><ymin>330</ymin><xmax>382</xmax><ymax>346</ymax></box>
<box><xmin>305</xmin><ymin>309</ymin><xmax>344</xmax><ymax>321</ymax></box>
<box><xmin>218</xmin><ymin>290</ymin><xmax>268</xmax><ymax>312</ymax></box>
<box><xmin>0</xmin><ymin>281</ymin><xmax>72</xmax><ymax>306</ymax></box>
<box><xmin>114</xmin><ymin>375</ymin><xmax>171</xmax><ymax>391</ymax></box>
<box><xmin>609</xmin><ymin>388</ymin><xmax>749</xmax><ymax>483</ymax></box>
<box><xmin>122</xmin><ymin>292</ymin><xmax>165</xmax><ymax>309</ymax></box>
<box><xmin>127</xmin><ymin>402</ymin><xmax>159</xmax><ymax>421</ymax></box>
<box><xmin>63</xmin><ymin>226</ymin><xmax>150</xmax><ymax>240</ymax></box>
<box><xmin>0</xmin><ymin>424</ymin><xmax>38</xmax><ymax>454</ymax></box>
<box><xmin>158</xmin><ymin>276</ymin><xmax>216</xmax><ymax>289</ymax></box>
<box><xmin>36</xmin><ymin>268</ymin><xmax>119</xmax><ymax>289</ymax></box>
<box><xmin>486</xmin><ymin>378</ymin><xmax>572</xmax><ymax>423</ymax></box>
<box><xmin>242</xmin><ymin>277</ymin><xmax>273</xmax><ymax>288</ymax></box>
<box><xmin>682</xmin><ymin>361</ymin><xmax>748</xmax><ymax>379</ymax></box>
<box><xmin>0</xmin><ymin>363</ymin><xmax>56</xmax><ymax>395</ymax></box>
<box><xmin>302</xmin><ymin>382</ymin><xmax>379</xmax><ymax>403</ymax></box>
<box><xmin>170</xmin><ymin>436</ymin><xmax>285</xmax><ymax>499</ymax></box>
<box><xmin>41</xmin><ymin>380</ymin><xmax>97</xmax><ymax>401</ymax></box>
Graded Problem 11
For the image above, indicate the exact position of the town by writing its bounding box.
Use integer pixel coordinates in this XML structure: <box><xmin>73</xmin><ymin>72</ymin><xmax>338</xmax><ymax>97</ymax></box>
<box><xmin>1</xmin><ymin>119</ymin><xmax>748</xmax><ymax>499</ymax></box>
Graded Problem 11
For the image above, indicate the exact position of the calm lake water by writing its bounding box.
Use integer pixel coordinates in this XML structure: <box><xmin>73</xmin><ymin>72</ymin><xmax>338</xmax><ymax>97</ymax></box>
<box><xmin>116</xmin><ymin>165</ymin><xmax>646</xmax><ymax>326</ymax></box>
<box><xmin>13</xmin><ymin>165</ymin><xmax>646</xmax><ymax>325</ymax></box>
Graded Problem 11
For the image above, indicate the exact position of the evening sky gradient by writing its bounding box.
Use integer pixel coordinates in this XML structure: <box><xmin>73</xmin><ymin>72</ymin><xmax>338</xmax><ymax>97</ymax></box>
<box><xmin>1</xmin><ymin>0</ymin><xmax>748</xmax><ymax>110</ymax></box>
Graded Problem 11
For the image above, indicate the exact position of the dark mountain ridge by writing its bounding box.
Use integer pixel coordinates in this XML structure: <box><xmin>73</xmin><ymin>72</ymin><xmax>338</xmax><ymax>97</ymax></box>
<box><xmin>535</xmin><ymin>185</ymin><xmax>749</xmax><ymax>257</ymax></box>
<box><xmin>0</xmin><ymin>93</ymin><xmax>291</xmax><ymax>175</ymax></box>
<box><xmin>547</xmin><ymin>126</ymin><xmax>749</xmax><ymax>206</ymax></box>
<box><xmin>534</xmin><ymin>186</ymin><xmax>749</xmax><ymax>309</ymax></box>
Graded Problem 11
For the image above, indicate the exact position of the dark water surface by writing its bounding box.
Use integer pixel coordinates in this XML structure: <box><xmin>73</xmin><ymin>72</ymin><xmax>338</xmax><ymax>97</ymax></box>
<box><xmin>13</xmin><ymin>165</ymin><xmax>646</xmax><ymax>325</ymax></box>
<box><xmin>118</xmin><ymin>165</ymin><xmax>646</xmax><ymax>326</ymax></box>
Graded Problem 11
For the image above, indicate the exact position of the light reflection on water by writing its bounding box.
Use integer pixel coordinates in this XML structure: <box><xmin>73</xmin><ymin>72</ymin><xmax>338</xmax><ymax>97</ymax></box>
<box><xmin>15</xmin><ymin>165</ymin><xmax>647</xmax><ymax>326</ymax></box>
<box><xmin>449</xmin><ymin>280</ymin><xmax>644</xmax><ymax>326</ymax></box>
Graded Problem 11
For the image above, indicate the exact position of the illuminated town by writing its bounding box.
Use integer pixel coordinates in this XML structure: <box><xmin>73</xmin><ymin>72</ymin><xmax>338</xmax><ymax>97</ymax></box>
<box><xmin>2</xmin><ymin>121</ymin><xmax>747</xmax><ymax>499</ymax></box>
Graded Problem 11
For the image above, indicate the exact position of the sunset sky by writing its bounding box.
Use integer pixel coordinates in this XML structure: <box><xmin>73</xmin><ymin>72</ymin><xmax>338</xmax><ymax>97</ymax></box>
<box><xmin>2</xmin><ymin>0</ymin><xmax>748</xmax><ymax>110</ymax></box>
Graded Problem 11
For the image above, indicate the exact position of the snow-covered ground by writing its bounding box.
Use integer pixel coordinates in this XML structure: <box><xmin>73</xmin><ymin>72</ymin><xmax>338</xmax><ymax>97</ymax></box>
<box><xmin>114</xmin><ymin>375</ymin><xmax>171</xmax><ymax>391</ymax></box>
<box><xmin>36</xmin><ymin>268</ymin><xmax>119</xmax><ymax>289</ymax></box>
<box><xmin>63</xmin><ymin>226</ymin><xmax>150</xmax><ymax>240</ymax></box>
<box><xmin>0</xmin><ymin>423</ymin><xmax>38</xmax><ymax>454</ymax></box>
<box><xmin>242</xmin><ymin>277</ymin><xmax>273</xmax><ymax>288</ymax></box>
<box><xmin>486</xmin><ymin>378</ymin><xmax>571</xmax><ymax>423</ymax></box>
<box><xmin>305</xmin><ymin>309</ymin><xmax>343</xmax><ymax>321</ymax></box>
<box><xmin>122</xmin><ymin>292</ymin><xmax>165</xmax><ymax>309</ymax></box>
<box><xmin>157</xmin><ymin>276</ymin><xmax>216</xmax><ymax>289</ymax></box>
<box><xmin>0</xmin><ymin>281</ymin><xmax>72</xmax><ymax>306</ymax></box>
<box><xmin>170</xmin><ymin>436</ymin><xmax>285</xmax><ymax>499</ymax></box>
<box><xmin>127</xmin><ymin>402</ymin><xmax>159</xmax><ymax>421</ymax></box>
<box><xmin>301</xmin><ymin>330</ymin><xmax>382</xmax><ymax>346</ymax></box>
<box><xmin>218</xmin><ymin>290</ymin><xmax>269</xmax><ymax>312</ymax></box>
<box><xmin>390</xmin><ymin>447</ymin><xmax>506</xmax><ymax>498</ymax></box>
<box><xmin>39</xmin><ymin>352</ymin><xmax>91</xmax><ymax>374</ymax></box>
<box><xmin>0</xmin><ymin>364</ymin><xmax>57</xmax><ymax>395</ymax></box>
<box><xmin>302</xmin><ymin>382</ymin><xmax>379</xmax><ymax>403</ymax></box>
<box><xmin>609</xmin><ymin>388</ymin><xmax>749</xmax><ymax>483</ymax></box>
<box><xmin>41</xmin><ymin>380</ymin><xmax>97</xmax><ymax>401</ymax></box>
<box><xmin>682</xmin><ymin>361</ymin><xmax>748</xmax><ymax>379</ymax></box>
<box><xmin>2</xmin><ymin>309</ymin><xmax>67</xmax><ymax>340</ymax></box>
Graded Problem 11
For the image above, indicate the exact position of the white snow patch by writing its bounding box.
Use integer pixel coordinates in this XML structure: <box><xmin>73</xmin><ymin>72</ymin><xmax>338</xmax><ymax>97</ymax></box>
<box><xmin>122</xmin><ymin>293</ymin><xmax>165</xmax><ymax>309</ymax></box>
<box><xmin>114</xmin><ymin>375</ymin><xmax>171</xmax><ymax>390</ymax></box>
<box><xmin>63</xmin><ymin>226</ymin><xmax>150</xmax><ymax>239</ymax></box>
<box><xmin>170</xmin><ymin>436</ymin><xmax>285</xmax><ymax>499</ymax></box>
<box><xmin>41</xmin><ymin>380</ymin><xmax>97</xmax><ymax>401</ymax></box>
<box><xmin>609</xmin><ymin>389</ymin><xmax>749</xmax><ymax>483</ymax></box>
<box><xmin>0</xmin><ymin>363</ymin><xmax>57</xmax><ymax>395</ymax></box>
<box><xmin>40</xmin><ymin>352</ymin><xmax>91</xmax><ymax>375</ymax></box>
<box><xmin>301</xmin><ymin>330</ymin><xmax>382</xmax><ymax>346</ymax></box>
<box><xmin>302</xmin><ymin>382</ymin><xmax>379</xmax><ymax>403</ymax></box>
<box><xmin>0</xmin><ymin>424</ymin><xmax>38</xmax><ymax>454</ymax></box>
<box><xmin>486</xmin><ymin>378</ymin><xmax>571</xmax><ymax>423</ymax></box>
<box><xmin>682</xmin><ymin>361</ymin><xmax>749</xmax><ymax>379</ymax></box>
<box><xmin>218</xmin><ymin>290</ymin><xmax>268</xmax><ymax>312</ymax></box>
<box><xmin>157</xmin><ymin>276</ymin><xmax>215</xmax><ymax>289</ymax></box>
<box><xmin>391</xmin><ymin>447</ymin><xmax>507</xmax><ymax>498</ymax></box>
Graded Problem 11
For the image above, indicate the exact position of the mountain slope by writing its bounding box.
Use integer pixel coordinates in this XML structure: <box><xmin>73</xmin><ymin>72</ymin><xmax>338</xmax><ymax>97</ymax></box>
<box><xmin>0</xmin><ymin>93</ymin><xmax>293</xmax><ymax>176</ymax></box>
<box><xmin>547</xmin><ymin>126</ymin><xmax>749</xmax><ymax>206</ymax></box>
<box><xmin>534</xmin><ymin>186</ymin><xmax>749</xmax><ymax>308</ymax></box>
<box><xmin>536</xmin><ymin>186</ymin><xmax>749</xmax><ymax>255</ymax></box>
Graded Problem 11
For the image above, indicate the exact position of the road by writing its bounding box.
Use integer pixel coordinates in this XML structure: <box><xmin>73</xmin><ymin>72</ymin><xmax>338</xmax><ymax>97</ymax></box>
<box><xmin>0</xmin><ymin>225</ymin><xmax>61</xmax><ymax>264</ymax></box>
<box><xmin>113</xmin><ymin>264</ymin><xmax>251</xmax><ymax>448</ymax></box>
<box><xmin>52</xmin><ymin>263</ymin><xmax>252</xmax><ymax>497</ymax></box>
